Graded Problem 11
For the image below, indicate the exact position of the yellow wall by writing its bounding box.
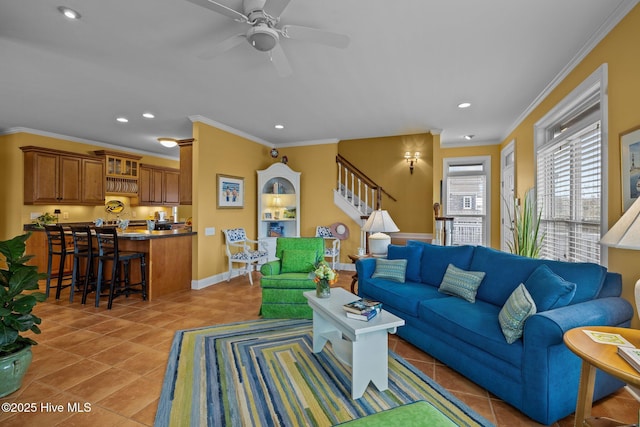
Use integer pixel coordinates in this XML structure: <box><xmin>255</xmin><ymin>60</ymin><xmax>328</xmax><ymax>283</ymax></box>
<box><xmin>338</xmin><ymin>133</ymin><xmax>434</xmax><ymax>234</ymax></box>
<box><xmin>500</xmin><ymin>5</ymin><xmax>640</xmax><ymax>324</ymax></box>
<box><xmin>0</xmin><ymin>132</ymin><xmax>183</xmax><ymax>240</ymax></box>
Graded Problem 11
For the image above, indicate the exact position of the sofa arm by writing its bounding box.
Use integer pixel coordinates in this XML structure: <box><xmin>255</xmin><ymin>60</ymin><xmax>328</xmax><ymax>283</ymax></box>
<box><xmin>356</xmin><ymin>258</ymin><xmax>376</xmax><ymax>280</ymax></box>
<box><xmin>524</xmin><ymin>297</ymin><xmax>633</xmax><ymax>348</ymax></box>
<box><xmin>260</xmin><ymin>260</ymin><xmax>282</xmax><ymax>276</ymax></box>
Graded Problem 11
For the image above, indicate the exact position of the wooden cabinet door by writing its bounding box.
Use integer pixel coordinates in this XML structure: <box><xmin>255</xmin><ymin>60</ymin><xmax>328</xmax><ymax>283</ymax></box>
<box><xmin>30</xmin><ymin>151</ymin><xmax>59</xmax><ymax>203</ymax></box>
<box><xmin>152</xmin><ymin>169</ymin><xmax>163</xmax><ymax>204</ymax></box>
<box><xmin>139</xmin><ymin>166</ymin><xmax>153</xmax><ymax>204</ymax></box>
<box><xmin>58</xmin><ymin>155</ymin><xmax>82</xmax><ymax>203</ymax></box>
<box><xmin>163</xmin><ymin>170</ymin><xmax>180</xmax><ymax>205</ymax></box>
<box><xmin>82</xmin><ymin>158</ymin><xmax>105</xmax><ymax>204</ymax></box>
<box><xmin>179</xmin><ymin>142</ymin><xmax>192</xmax><ymax>205</ymax></box>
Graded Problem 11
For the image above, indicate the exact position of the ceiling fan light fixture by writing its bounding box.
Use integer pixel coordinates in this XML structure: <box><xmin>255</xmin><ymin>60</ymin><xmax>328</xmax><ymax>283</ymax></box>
<box><xmin>158</xmin><ymin>137</ymin><xmax>178</xmax><ymax>148</ymax></box>
<box><xmin>247</xmin><ymin>24</ymin><xmax>279</xmax><ymax>52</ymax></box>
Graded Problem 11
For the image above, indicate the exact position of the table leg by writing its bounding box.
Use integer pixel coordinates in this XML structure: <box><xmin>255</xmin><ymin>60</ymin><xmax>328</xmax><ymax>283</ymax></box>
<box><xmin>312</xmin><ymin>311</ymin><xmax>339</xmax><ymax>353</ymax></box>
<box><xmin>574</xmin><ymin>360</ymin><xmax>596</xmax><ymax>427</ymax></box>
<box><xmin>351</xmin><ymin>331</ymin><xmax>389</xmax><ymax>399</ymax></box>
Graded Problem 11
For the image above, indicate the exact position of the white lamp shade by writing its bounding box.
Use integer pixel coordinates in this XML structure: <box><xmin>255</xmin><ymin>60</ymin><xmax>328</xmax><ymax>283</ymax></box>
<box><xmin>362</xmin><ymin>210</ymin><xmax>400</xmax><ymax>233</ymax></box>
<box><xmin>600</xmin><ymin>196</ymin><xmax>640</xmax><ymax>249</ymax></box>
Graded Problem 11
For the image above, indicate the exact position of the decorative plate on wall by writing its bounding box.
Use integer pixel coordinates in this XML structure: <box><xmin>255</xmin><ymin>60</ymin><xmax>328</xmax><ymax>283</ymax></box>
<box><xmin>105</xmin><ymin>199</ymin><xmax>125</xmax><ymax>214</ymax></box>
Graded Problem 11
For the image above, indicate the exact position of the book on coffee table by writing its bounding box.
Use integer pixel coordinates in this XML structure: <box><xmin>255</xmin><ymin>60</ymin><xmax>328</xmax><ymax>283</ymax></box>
<box><xmin>618</xmin><ymin>346</ymin><xmax>640</xmax><ymax>373</ymax></box>
<box><xmin>346</xmin><ymin>307</ymin><xmax>380</xmax><ymax>322</ymax></box>
<box><xmin>582</xmin><ymin>329</ymin><xmax>635</xmax><ymax>347</ymax></box>
<box><xmin>343</xmin><ymin>298</ymin><xmax>382</xmax><ymax>314</ymax></box>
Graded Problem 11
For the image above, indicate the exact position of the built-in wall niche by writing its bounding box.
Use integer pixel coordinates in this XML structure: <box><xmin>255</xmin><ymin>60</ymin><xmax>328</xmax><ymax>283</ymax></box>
<box><xmin>257</xmin><ymin>163</ymin><xmax>300</xmax><ymax>260</ymax></box>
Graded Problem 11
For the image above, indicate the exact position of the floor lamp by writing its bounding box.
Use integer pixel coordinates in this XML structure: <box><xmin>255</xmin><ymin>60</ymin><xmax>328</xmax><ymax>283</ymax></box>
<box><xmin>362</xmin><ymin>210</ymin><xmax>399</xmax><ymax>257</ymax></box>
<box><xmin>600</xmin><ymin>196</ymin><xmax>640</xmax><ymax>401</ymax></box>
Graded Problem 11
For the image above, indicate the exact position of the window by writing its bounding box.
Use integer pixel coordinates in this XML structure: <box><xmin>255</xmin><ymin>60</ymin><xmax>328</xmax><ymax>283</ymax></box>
<box><xmin>443</xmin><ymin>156</ymin><xmax>491</xmax><ymax>246</ymax></box>
<box><xmin>535</xmin><ymin>65</ymin><xmax>607</xmax><ymax>264</ymax></box>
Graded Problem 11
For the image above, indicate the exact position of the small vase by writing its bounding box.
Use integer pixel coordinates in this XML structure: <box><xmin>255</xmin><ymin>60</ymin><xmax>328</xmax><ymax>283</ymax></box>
<box><xmin>316</xmin><ymin>279</ymin><xmax>331</xmax><ymax>298</ymax></box>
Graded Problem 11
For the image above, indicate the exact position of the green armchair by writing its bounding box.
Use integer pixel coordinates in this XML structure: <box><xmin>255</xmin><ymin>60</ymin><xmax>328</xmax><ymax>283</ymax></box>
<box><xmin>260</xmin><ymin>237</ymin><xmax>325</xmax><ymax>319</ymax></box>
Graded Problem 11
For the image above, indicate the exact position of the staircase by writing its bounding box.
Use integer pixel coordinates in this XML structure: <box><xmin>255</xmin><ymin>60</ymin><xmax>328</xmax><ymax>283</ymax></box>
<box><xmin>334</xmin><ymin>154</ymin><xmax>396</xmax><ymax>224</ymax></box>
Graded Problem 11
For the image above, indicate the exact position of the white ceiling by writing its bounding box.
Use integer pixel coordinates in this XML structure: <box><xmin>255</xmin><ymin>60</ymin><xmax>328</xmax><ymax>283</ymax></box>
<box><xmin>0</xmin><ymin>0</ymin><xmax>636</xmax><ymax>158</ymax></box>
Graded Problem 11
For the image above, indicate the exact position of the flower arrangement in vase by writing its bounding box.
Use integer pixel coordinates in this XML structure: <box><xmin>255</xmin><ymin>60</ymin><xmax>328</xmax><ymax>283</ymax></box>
<box><xmin>311</xmin><ymin>260</ymin><xmax>338</xmax><ymax>298</ymax></box>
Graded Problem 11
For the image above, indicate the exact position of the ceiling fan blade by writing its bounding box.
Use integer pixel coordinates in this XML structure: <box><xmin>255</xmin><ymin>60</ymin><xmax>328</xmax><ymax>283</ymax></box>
<box><xmin>281</xmin><ymin>25</ymin><xmax>350</xmax><ymax>49</ymax></box>
<box><xmin>198</xmin><ymin>33</ymin><xmax>246</xmax><ymax>60</ymax></box>
<box><xmin>185</xmin><ymin>0</ymin><xmax>248</xmax><ymax>22</ymax></box>
<box><xmin>263</xmin><ymin>0</ymin><xmax>292</xmax><ymax>19</ymax></box>
<box><xmin>269</xmin><ymin>44</ymin><xmax>292</xmax><ymax>77</ymax></box>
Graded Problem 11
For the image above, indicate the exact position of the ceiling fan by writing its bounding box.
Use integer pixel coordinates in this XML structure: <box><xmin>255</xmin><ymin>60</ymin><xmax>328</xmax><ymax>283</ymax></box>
<box><xmin>186</xmin><ymin>0</ymin><xmax>350</xmax><ymax>77</ymax></box>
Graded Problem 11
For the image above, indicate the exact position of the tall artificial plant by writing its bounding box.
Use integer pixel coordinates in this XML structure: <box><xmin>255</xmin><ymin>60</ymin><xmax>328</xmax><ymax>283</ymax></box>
<box><xmin>506</xmin><ymin>189</ymin><xmax>545</xmax><ymax>259</ymax></box>
<box><xmin>0</xmin><ymin>233</ymin><xmax>46</xmax><ymax>356</ymax></box>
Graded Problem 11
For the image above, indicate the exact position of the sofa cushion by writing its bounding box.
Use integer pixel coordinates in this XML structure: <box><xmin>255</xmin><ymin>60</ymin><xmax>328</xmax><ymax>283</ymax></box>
<box><xmin>406</xmin><ymin>241</ymin><xmax>475</xmax><ymax>287</ymax></box>
<box><xmin>438</xmin><ymin>264</ymin><xmax>485</xmax><ymax>303</ymax></box>
<box><xmin>469</xmin><ymin>246</ymin><xmax>606</xmax><ymax>306</ymax></box>
<box><xmin>499</xmin><ymin>284</ymin><xmax>537</xmax><ymax>344</ymax></box>
<box><xmin>417</xmin><ymin>297</ymin><xmax>523</xmax><ymax>367</ymax></box>
<box><xmin>359</xmin><ymin>278</ymin><xmax>446</xmax><ymax>317</ymax></box>
<box><xmin>261</xmin><ymin>273</ymin><xmax>317</xmax><ymax>289</ymax></box>
<box><xmin>387</xmin><ymin>244</ymin><xmax>423</xmax><ymax>282</ymax></box>
<box><xmin>280</xmin><ymin>249</ymin><xmax>317</xmax><ymax>273</ymax></box>
<box><xmin>372</xmin><ymin>258</ymin><xmax>407</xmax><ymax>283</ymax></box>
<box><xmin>524</xmin><ymin>264</ymin><xmax>576</xmax><ymax>311</ymax></box>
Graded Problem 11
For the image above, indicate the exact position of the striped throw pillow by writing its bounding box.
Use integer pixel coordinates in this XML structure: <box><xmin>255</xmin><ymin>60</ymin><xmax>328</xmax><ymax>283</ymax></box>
<box><xmin>438</xmin><ymin>264</ymin><xmax>485</xmax><ymax>303</ymax></box>
<box><xmin>499</xmin><ymin>283</ymin><xmax>537</xmax><ymax>344</ymax></box>
<box><xmin>372</xmin><ymin>258</ymin><xmax>407</xmax><ymax>283</ymax></box>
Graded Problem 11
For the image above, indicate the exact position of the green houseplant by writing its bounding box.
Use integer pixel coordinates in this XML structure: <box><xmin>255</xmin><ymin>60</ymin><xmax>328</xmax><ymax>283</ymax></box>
<box><xmin>506</xmin><ymin>189</ymin><xmax>546</xmax><ymax>258</ymax></box>
<box><xmin>0</xmin><ymin>233</ymin><xmax>46</xmax><ymax>397</ymax></box>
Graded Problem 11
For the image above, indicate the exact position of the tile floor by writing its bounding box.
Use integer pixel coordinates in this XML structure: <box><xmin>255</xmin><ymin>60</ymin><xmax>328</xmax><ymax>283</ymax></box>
<box><xmin>1</xmin><ymin>272</ymin><xmax>638</xmax><ymax>426</ymax></box>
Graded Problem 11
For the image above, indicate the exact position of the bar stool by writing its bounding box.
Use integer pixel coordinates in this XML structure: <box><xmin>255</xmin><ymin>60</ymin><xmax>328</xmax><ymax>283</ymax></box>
<box><xmin>94</xmin><ymin>227</ymin><xmax>147</xmax><ymax>309</ymax></box>
<box><xmin>69</xmin><ymin>225</ymin><xmax>95</xmax><ymax>304</ymax></box>
<box><xmin>44</xmin><ymin>224</ymin><xmax>74</xmax><ymax>301</ymax></box>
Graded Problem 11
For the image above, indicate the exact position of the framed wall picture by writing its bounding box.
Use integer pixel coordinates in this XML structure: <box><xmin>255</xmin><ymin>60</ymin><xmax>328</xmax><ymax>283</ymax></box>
<box><xmin>217</xmin><ymin>174</ymin><xmax>244</xmax><ymax>209</ymax></box>
<box><xmin>621</xmin><ymin>126</ymin><xmax>640</xmax><ymax>211</ymax></box>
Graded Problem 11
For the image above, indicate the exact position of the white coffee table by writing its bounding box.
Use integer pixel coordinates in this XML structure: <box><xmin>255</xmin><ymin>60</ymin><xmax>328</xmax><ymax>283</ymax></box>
<box><xmin>303</xmin><ymin>287</ymin><xmax>405</xmax><ymax>399</ymax></box>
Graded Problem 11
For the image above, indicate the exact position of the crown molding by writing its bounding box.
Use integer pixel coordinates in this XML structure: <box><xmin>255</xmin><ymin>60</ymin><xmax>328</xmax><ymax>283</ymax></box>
<box><xmin>440</xmin><ymin>137</ymin><xmax>500</xmax><ymax>148</ymax></box>
<box><xmin>503</xmin><ymin>0</ymin><xmax>639</xmax><ymax>142</ymax></box>
<box><xmin>0</xmin><ymin>127</ymin><xmax>178</xmax><ymax>160</ymax></box>
<box><xmin>188</xmin><ymin>115</ymin><xmax>273</xmax><ymax>147</ymax></box>
<box><xmin>276</xmin><ymin>138</ymin><xmax>339</xmax><ymax>148</ymax></box>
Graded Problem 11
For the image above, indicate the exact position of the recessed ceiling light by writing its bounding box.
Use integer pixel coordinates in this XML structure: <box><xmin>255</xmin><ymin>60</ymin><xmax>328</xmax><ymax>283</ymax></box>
<box><xmin>157</xmin><ymin>137</ymin><xmax>178</xmax><ymax>148</ymax></box>
<box><xmin>116</xmin><ymin>117</ymin><xmax>129</xmax><ymax>123</ymax></box>
<box><xmin>458</xmin><ymin>102</ymin><xmax>471</xmax><ymax>109</ymax></box>
<box><xmin>57</xmin><ymin>6</ymin><xmax>81</xmax><ymax>20</ymax></box>
<box><xmin>142</xmin><ymin>112</ymin><xmax>155</xmax><ymax>119</ymax></box>
<box><xmin>463</xmin><ymin>134</ymin><xmax>475</xmax><ymax>140</ymax></box>
<box><xmin>274</xmin><ymin>124</ymin><xmax>284</xmax><ymax>130</ymax></box>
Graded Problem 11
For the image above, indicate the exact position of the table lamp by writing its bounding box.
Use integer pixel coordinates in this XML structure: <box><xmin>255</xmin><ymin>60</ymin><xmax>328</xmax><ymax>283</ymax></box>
<box><xmin>362</xmin><ymin>209</ymin><xmax>399</xmax><ymax>257</ymax></box>
<box><xmin>600</xmin><ymin>196</ymin><xmax>640</xmax><ymax>400</ymax></box>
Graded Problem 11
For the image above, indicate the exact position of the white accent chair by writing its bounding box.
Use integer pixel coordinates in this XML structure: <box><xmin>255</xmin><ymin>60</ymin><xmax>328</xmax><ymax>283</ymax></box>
<box><xmin>223</xmin><ymin>228</ymin><xmax>268</xmax><ymax>285</ymax></box>
<box><xmin>315</xmin><ymin>226</ymin><xmax>340</xmax><ymax>269</ymax></box>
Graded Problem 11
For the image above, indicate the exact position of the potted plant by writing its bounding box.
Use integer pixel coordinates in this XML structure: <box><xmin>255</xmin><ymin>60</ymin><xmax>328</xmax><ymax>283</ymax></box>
<box><xmin>506</xmin><ymin>189</ymin><xmax>546</xmax><ymax>258</ymax></box>
<box><xmin>0</xmin><ymin>233</ymin><xmax>46</xmax><ymax>397</ymax></box>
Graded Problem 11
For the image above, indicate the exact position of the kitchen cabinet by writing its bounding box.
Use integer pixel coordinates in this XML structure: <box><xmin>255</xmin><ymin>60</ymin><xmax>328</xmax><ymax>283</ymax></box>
<box><xmin>257</xmin><ymin>163</ymin><xmax>300</xmax><ymax>260</ymax></box>
<box><xmin>94</xmin><ymin>150</ymin><xmax>141</xmax><ymax>196</ymax></box>
<box><xmin>21</xmin><ymin>146</ymin><xmax>105</xmax><ymax>205</ymax></box>
<box><xmin>178</xmin><ymin>139</ymin><xmax>193</xmax><ymax>205</ymax></box>
<box><xmin>138</xmin><ymin>164</ymin><xmax>180</xmax><ymax>206</ymax></box>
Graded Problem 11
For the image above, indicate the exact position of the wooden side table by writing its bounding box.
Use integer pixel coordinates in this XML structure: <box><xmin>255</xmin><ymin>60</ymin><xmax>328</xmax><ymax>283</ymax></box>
<box><xmin>348</xmin><ymin>254</ymin><xmax>372</xmax><ymax>294</ymax></box>
<box><xmin>563</xmin><ymin>326</ymin><xmax>640</xmax><ymax>427</ymax></box>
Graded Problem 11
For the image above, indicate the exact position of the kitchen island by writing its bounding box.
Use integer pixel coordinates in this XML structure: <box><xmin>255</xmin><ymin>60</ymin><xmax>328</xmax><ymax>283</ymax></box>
<box><xmin>25</xmin><ymin>226</ymin><xmax>196</xmax><ymax>301</ymax></box>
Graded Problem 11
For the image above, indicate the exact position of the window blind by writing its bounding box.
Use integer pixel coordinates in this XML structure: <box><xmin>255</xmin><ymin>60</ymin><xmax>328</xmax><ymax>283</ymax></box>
<box><xmin>536</xmin><ymin>122</ymin><xmax>601</xmax><ymax>263</ymax></box>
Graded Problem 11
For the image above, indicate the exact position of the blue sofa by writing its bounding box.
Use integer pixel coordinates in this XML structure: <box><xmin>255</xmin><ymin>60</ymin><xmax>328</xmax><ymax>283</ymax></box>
<box><xmin>356</xmin><ymin>242</ymin><xmax>634</xmax><ymax>425</ymax></box>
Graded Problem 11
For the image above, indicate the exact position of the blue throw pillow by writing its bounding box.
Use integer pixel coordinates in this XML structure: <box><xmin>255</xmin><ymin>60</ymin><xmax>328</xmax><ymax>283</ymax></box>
<box><xmin>499</xmin><ymin>283</ymin><xmax>537</xmax><ymax>344</ymax></box>
<box><xmin>438</xmin><ymin>264</ymin><xmax>485</xmax><ymax>303</ymax></box>
<box><xmin>387</xmin><ymin>244</ymin><xmax>423</xmax><ymax>282</ymax></box>
<box><xmin>524</xmin><ymin>264</ymin><xmax>577</xmax><ymax>312</ymax></box>
<box><xmin>372</xmin><ymin>258</ymin><xmax>407</xmax><ymax>283</ymax></box>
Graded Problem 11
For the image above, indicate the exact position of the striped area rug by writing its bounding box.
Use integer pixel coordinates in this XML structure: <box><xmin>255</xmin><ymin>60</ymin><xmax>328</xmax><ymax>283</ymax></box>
<box><xmin>155</xmin><ymin>319</ymin><xmax>493</xmax><ymax>427</ymax></box>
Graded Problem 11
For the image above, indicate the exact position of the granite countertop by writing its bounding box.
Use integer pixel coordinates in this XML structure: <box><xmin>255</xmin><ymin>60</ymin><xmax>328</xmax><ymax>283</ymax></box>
<box><xmin>24</xmin><ymin>223</ymin><xmax>196</xmax><ymax>239</ymax></box>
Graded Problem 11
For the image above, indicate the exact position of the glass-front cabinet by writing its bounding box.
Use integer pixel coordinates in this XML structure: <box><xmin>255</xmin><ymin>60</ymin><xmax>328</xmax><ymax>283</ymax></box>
<box><xmin>257</xmin><ymin>163</ymin><xmax>300</xmax><ymax>260</ymax></box>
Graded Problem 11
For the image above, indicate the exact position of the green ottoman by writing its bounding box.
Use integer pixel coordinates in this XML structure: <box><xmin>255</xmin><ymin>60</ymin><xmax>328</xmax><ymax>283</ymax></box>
<box><xmin>335</xmin><ymin>401</ymin><xmax>457</xmax><ymax>427</ymax></box>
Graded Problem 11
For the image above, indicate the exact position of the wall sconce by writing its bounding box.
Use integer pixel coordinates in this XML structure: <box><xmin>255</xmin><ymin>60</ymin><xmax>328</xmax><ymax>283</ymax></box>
<box><xmin>404</xmin><ymin>151</ymin><xmax>420</xmax><ymax>174</ymax></box>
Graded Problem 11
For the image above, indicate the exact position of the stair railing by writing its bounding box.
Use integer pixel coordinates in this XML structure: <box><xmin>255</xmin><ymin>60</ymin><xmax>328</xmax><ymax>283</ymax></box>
<box><xmin>336</xmin><ymin>154</ymin><xmax>396</xmax><ymax>215</ymax></box>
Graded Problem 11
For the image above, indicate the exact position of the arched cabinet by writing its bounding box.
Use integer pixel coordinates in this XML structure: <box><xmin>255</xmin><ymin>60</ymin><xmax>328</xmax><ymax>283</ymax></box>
<box><xmin>257</xmin><ymin>163</ymin><xmax>301</xmax><ymax>260</ymax></box>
